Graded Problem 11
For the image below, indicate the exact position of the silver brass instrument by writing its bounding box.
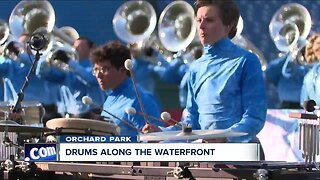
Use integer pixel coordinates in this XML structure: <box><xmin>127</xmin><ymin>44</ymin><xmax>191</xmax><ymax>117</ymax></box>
<box><xmin>158</xmin><ymin>1</ymin><xmax>196</xmax><ymax>52</ymax></box>
<box><xmin>46</xmin><ymin>25</ymin><xmax>79</xmax><ymax>68</ymax></box>
<box><xmin>51</xmin><ymin>26</ymin><xmax>78</xmax><ymax>46</ymax></box>
<box><xmin>233</xmin><ymin>36</ymin><xmax>267</xmax><ymax>71</ymax></box>
<box><xmin>59</xmin><ymin>26</ymin><xmax>80</xmax><ymax>43</ymax></box>
<box><xmin>0</xmin><ymin>19</ymin><xmax>26</xmax><ymax>61</ymax></box>
<box><xmin>130</xmin><ymin>32</ymin><xmax>174</xmax><ymax>65</ymax></box>
<box><xmin>45</xmin><ymin>26</ymin><xmax>79</xmax><ymax>70</ymax></box>
<box><xmin>9</xmin><ymin>0</ymin><xmax>79</xmax><ymax>70</ymax></box>
<box><xmin>179</xmin><ymin>34</ymin><xmax>203</xmax><ymax>64</ymax></box>
<box><xmin>0</xmin><ymin>19</ymin><xmax>10</xmax><ymax>45</ymax></box>
<box><xmin>269</xmin><ymin>3</ymin><xmax>312</xmax><ymax>77</ymax></box>
<box><xmin>9</xmin><ymin>0</ymin><xmax>55</xmax><ymax>54</ymax></box>
<box><xmin>9</xmin><ymin>0</ymin><xmax>55</xmax><ymax>38</ymax></box>
<box><xmin>113</xmin><ymin>1</ymin><xmax>156</xmax><ymax>43</ymax></box>
<box><xmin>235</xmin><ymin>16</ymin><xmax>244</xmax><ymax>39</ymax></box>
<box><xmin>9</xmin><ymin>1</ymin><xmax>76</xmax><ymax>54</ymax></box>
<box><xmin>232</xmin><ymin>16</ymin><xmax>267</xmax><ymax>71</ymax></box>
<box><xmin>45</xmin><ymin>43</ymin><xmax>79</xmax><ymax>71</ymax></box>
<box><xmin>269</xmin><ymin>3</ymin><xmax>311</xmax><ymax>55</ymax></box>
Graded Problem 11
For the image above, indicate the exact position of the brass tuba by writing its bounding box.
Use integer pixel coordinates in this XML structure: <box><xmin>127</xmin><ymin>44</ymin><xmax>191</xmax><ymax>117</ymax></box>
<box><xmin>158</xmin><ymin>1</ymin><xmax>197</xmax><ymax>52</ymax></box>
<box><xmin>0</xmin><ymin>19</ymin><xmax>26</xmax><ymax>61</ymax></box>
<box><xmin>9</xmin><ymin>0</ymin><xmax>77</xmax><ymax>54</ymax></box>
<box><xmin>59</xmin><ymin>26</ymin><xmax>80</xmax><ymax>43</ymax></box>
<box><xmin>45</xmin><ymin>26</ymin><xmax>80</xmax><ymax>71</ymax></box>
<box><xmin>0</xmin><ymin>19</ymin><xmax>10</xmax><ymax>45</ymax></box>
<box><xmin>129</xmin><ymin>32</ymin><xmax>174</xmax><ymax>65</ymax></box>
<box><xmin>269</xmin><ymin>3</ymin><xmax>312</xmax><ymax>77</ymax></box>
<box><xmin>9</xmin><ymin>0</ymin><xmax>79</xmax><ymax>70</ymax></box>
<box><xmin>113</xmin><ymin>1</ymin><xmax>156</xmax><ymax>43</ymax></box>
<box><xmin>9</xmin><ymin>0</ymin><xmax>55</xmax><ymax>54</ymax></box>
<box><xmin>232</xmin><ymin>16</ymin><xmax>267</xmax><ymax>71</ymax></box>
<box><xmin>269</xmin><ymin>3</ymin><xmax>311</xmax><ymax>54</ymax></box>
<box><xmin>45</xmin><ymin>44</ymin><xmax>79</xmax><ymax>71</ymax></box>
<box><xmin>178</xmin><ymin>34</ymin><xmax>203</xmax><ymax>65</ymax></box>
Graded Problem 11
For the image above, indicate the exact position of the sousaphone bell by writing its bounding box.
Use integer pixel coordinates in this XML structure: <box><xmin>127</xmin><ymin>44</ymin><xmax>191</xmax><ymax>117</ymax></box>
<box><xmin>269</xmin><ymin>3</ymin><xmax>311</xmax><ymax>53</ymax></box>
<box><xmin>113</xmin><ymin>1</ymin><xmax>157</xmax><ymax>43</ymax></box>
<box><xmin>158</xmin><ymin>1</ymin><xmax>197</xmax><ymax>52</ymax></box>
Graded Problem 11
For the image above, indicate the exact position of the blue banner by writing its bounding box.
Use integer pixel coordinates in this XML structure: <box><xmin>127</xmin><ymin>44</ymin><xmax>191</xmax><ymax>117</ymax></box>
<box><xmin>59</xmin><ymin>136</ymin><xmax>138</xmax><ymax>143</ymax></box>
<box><xmin>24</xmin><ymin>143</ymin><xmax>57</xmax><ymax>161</ymax></box>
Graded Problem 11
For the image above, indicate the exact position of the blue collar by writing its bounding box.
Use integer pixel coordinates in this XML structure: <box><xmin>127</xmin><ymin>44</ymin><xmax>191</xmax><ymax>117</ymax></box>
<box><xmin>204</xmin><ymin>38</ymin><xmax>234</xmax><ymax>54</ymax></box>
<box><xmin>105</xmin><ymin>78</ymin><xmax>131</xmax><ymax>96</ymax></box>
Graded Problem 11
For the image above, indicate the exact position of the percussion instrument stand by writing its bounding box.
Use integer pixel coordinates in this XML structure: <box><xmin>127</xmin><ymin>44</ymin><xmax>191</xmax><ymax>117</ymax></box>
<box><xmin>167</xmin><ymin>165</ymin><xmax>195</xmax><ymax>180</ymax></box>
<box><xmin>11</xmin><ymin>50</ymin><xmax>42</xmax><ymax>114</ymax></box>
<box><xmin>2</xmin><ymin>113</ymin><xmax>12</xmax><ymax>147</ymax></box>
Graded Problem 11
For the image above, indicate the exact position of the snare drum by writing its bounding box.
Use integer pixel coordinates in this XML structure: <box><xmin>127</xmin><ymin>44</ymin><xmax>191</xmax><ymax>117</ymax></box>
<box><xmin>0</xmin><ymin>101</ymin><xmax>44</xmax><ymax>126</ymax></box>
<box><xmin>45</xmin><ymin>118</ymin><xmax>120</xmax><ymax>136</ymax></box>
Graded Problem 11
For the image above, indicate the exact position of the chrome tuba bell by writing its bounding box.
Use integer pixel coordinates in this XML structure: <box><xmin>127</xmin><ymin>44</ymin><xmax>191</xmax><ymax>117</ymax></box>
<box><xmin>158</xmin><ymin>1</ymin><xmax>196</xmax><ymax>52</ymax></box>
<box><xmin>0</xmin><ymin>19</ymin><xmax>26</xmax><ymax>61</ymax></box>
<box><xmin>233</xmin><ymin>36</ymin><xmax>268</xmax><ymax>71</ymax></box>
<box><xmin>179</xmin><ymin>34</ymin><xmax>203</xmax><ymax>65</ymax></box>
<box><xmin>232</xmin><ymin>16</ymin><xmax>267</xmax><ymax>71</ymax></box>
<box><xmin>129</xmin><ymin>32</ymin><xmax>174</xmax><ymax>65</ymax></box>
<box><xmin>45</xmin><ymin>44</ymin><xmax>79</xmax><ymax>71</ymax></box>
<box><xmin>9</xmin><ymin>0</ymin><xmax>55</xmax><ymax>39</ymax></box>
<box><xmin>113</xmin><ymin>1</ymin><xmax>156</xmax><ymax>43</ymax></box>
<box><xmin>59</xmin><ymin>26</ymin><xmax>80</xmax><ymax>43</ymax></box>
<box><xmin>269</xmin><ymin>3</ymin><xmax>312</xmax><ymax>77</ymax></box>
<box><xmin>44</xmin><ymin>26</ymin><xmax>80</xmax><ymax>71</ymax></box>
<box><xmin>0</xmin><ymin>19</ymin><xmax>10</xmax><ymax>45</ymax></box>
<box><xmin>9</xmin><ymin>0</ymin><xmax>55</xmax><ymax>54</ymax></box>
<box><xmin>269</xmin><ymin>3</ymin><xmax>311</xmax><ymax>53</ymax></box>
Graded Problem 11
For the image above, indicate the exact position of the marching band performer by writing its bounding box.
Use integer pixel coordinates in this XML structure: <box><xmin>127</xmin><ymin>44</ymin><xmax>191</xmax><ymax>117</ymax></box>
<box><xmin>265</xmin><ymin>52</ymin><xmax>311</xmax><ymax>109</ymax></box>
<box><xmin>144</xmin><ymin>0</ymin><xmax>267</xmax><ymax>144</ymax></box>
<box><xmin>36</xmin><ymin>37</ymin><xmax>105</xmax><ymax>119</ymax></box>
<box><xmin>265</xmin><ymin>3</ymin><xmax>313</xmax><ymax>109</ymax></box>
<box><xmin>300</xmin><ymin>34</ymin><xmax>320</xmax><ymax>106</ymax></box>
<box><xmin>0</xmin><ymin>34</ymin><xmax>62</xmax><ymax>122</ymax></box>
<box><xmin>90</xmin><ymin>41</ymin><xmax>163</xmax><ymax>136</ymax></box>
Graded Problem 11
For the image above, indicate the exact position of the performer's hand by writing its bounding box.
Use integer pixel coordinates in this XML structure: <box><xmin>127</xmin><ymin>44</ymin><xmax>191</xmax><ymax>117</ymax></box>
<box><xmin>7</xmin><ymin>41</ymin><xmax>20</xmax><ymax>56</ymax></box>
<box><xmin>142</xmin><ymin>123</ymin><xmax>161</xmax><ymax>134</ymax></box>
<box><xmin>53</xmin><ymin>50</ymin><xmax>69</xmax><ymax>64</ymax></box>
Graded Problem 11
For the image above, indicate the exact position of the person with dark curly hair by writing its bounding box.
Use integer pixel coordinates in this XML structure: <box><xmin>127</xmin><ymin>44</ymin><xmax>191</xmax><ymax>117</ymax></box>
<box><xmin>90</xmin><ymin>40</ymin><xmax>163</xmax><ymax>135</ymax></box>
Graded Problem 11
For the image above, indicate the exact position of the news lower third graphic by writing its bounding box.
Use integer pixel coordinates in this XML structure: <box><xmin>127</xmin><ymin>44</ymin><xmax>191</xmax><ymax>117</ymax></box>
<box><xmin>23</xmin><ymin>136</ymin><xmax>260</xmax><ymax>162</ymax></box>
<box><xmin>24</xmin><ymin>143</ymin><xmax>57</xmax><ymax>161</ymax></box>
<box><xmin>59</xmin><ymin>135</ymin><xmax>138</xmax><ymax>143</ymax></box>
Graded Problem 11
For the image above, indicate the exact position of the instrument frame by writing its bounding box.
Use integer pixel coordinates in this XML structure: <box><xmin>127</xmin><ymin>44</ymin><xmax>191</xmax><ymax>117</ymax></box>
<box><xmin>2</xmin><ymin>161</ymin><xmax>320</xmax><ymax>180</ymax></box>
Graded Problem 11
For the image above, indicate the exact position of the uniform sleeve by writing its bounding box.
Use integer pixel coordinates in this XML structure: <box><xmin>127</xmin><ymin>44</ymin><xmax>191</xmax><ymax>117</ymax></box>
<box><xmin>68</xmin><ymin>60</ymin><xmax>98</xmax><ymax>85</ymax></box>
<box><xmin>265</xmin><ymin>57</ymin><xmax>284</xmax><ymax>86</ymax></box>
<box><xmin>0</xmin><ymin>58</ymin><xmax>11</xmax><ymax>77</ymax></box>
<box><xmin>35</xmin><ymin>57</ymin><xmax>66</xmax><ymax>83</ymax></box>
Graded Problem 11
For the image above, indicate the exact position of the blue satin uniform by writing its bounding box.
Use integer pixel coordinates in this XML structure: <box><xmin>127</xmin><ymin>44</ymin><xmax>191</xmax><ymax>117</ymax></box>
<box><xmin>102</xmin><ymin>78</ymin><xmax>163</xmax><ymax>136</ymax></box>
<box><xmin>36</xmin><ymin>58</ymin><xmax>106</xmax><ymax>115</ymax></box>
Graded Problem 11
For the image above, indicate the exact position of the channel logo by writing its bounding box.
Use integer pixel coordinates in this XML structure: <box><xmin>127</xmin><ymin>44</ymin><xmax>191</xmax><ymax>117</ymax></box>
<box><xmin>24</xmin><ymin>143</ymin><xmax>57</xmax><ymax>161</ymax></box>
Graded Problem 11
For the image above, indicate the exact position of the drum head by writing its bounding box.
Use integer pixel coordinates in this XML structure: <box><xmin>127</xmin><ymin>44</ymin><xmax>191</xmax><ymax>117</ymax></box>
<box><xmin>46</xmin><ymin>118</ymin><xmax>120</xmax><ymax>136</ymax></box>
